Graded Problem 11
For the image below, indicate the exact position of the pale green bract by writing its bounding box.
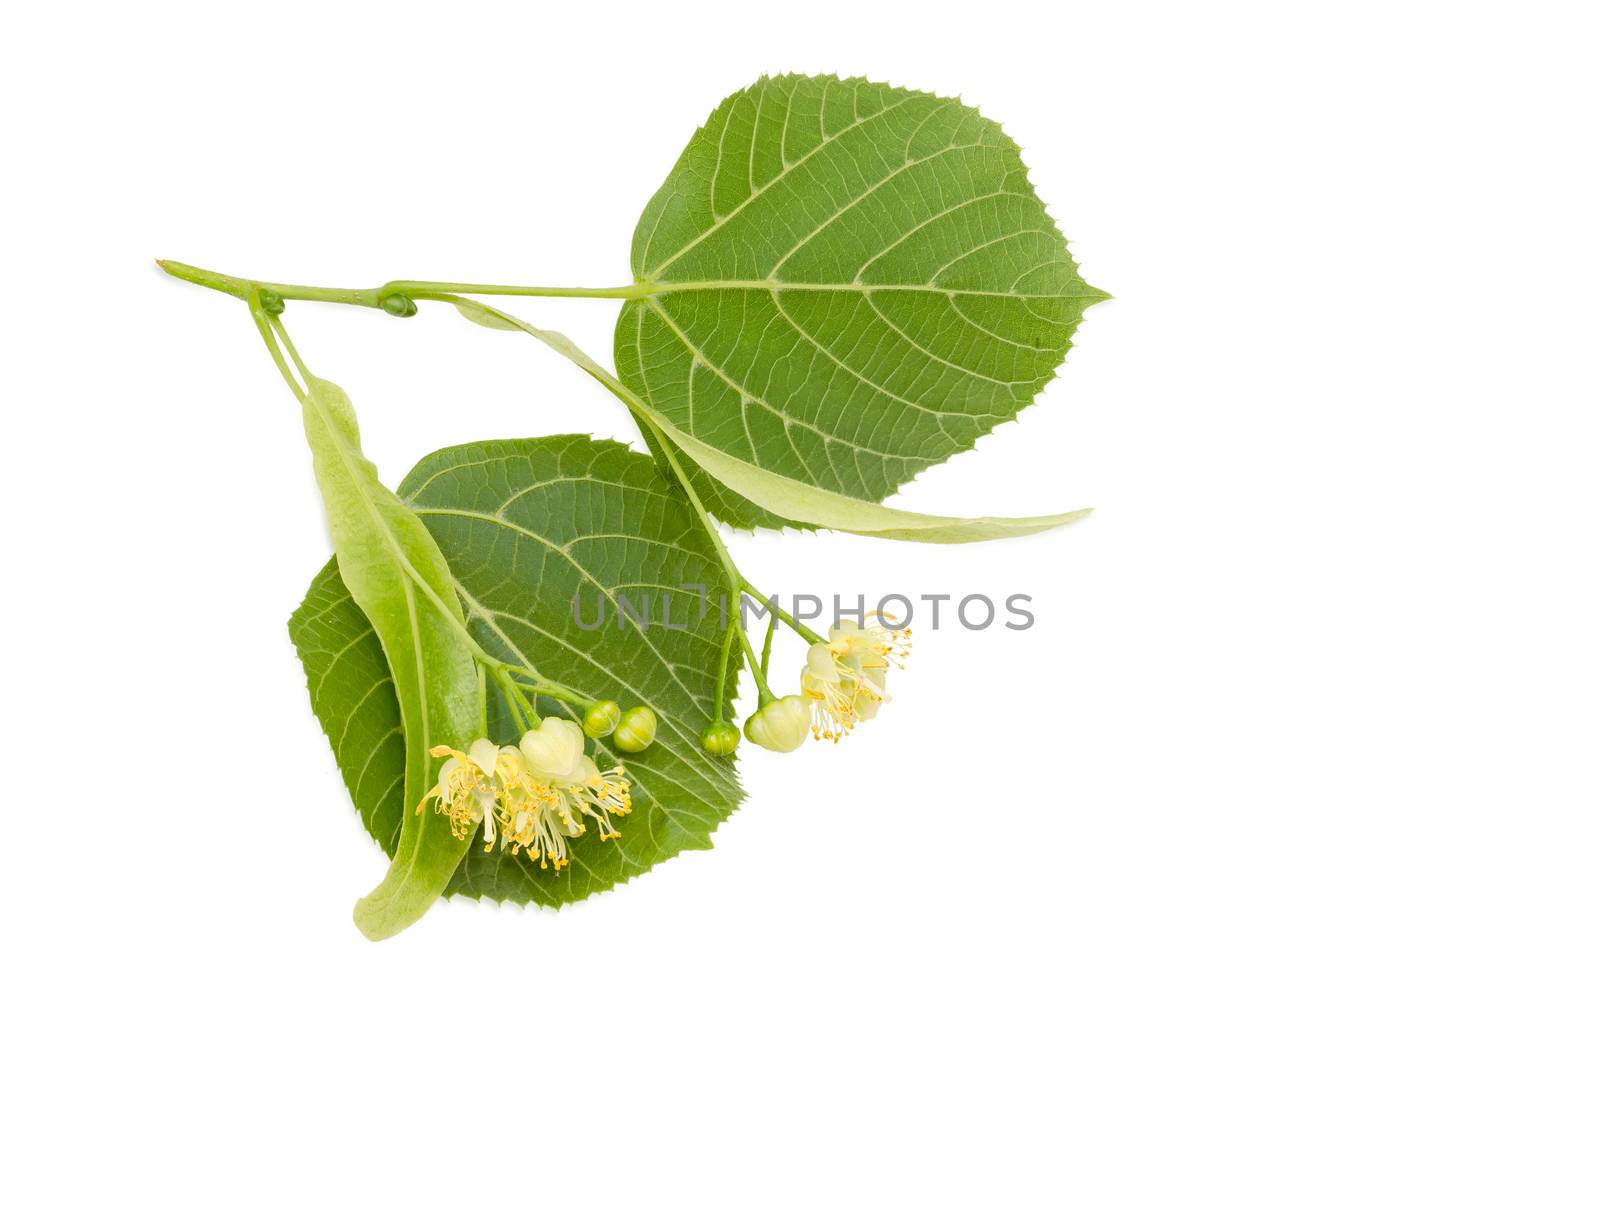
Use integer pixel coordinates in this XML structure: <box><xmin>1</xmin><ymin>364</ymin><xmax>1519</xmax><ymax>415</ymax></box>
<box><xmin>289</xmin><ymin>435</ymin><xmax>744</xmax><ymax>908</ymax></box>
<box><xmin>454</xmin><ymin>300</ymin><xmax>1092</xmax><ymax>542</ymax></box>
<box><xmin>296</xmin><ymin>376</ymin><xmax>485</xmax><ymax>940</ymax></box>
<box><xmin>635</xmin><ymin>401</ymin><xmax>1092</xmax><ymax>543</ymax></box>
<box><xmin>616</xmin><ymin>74</ymin><xmax>1106</xmax><ymax>528</ymax></box>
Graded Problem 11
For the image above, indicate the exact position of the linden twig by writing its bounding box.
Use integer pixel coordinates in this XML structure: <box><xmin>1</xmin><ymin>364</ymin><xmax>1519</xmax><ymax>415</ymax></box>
<box><xmin>158</xmin><ymin>260</ymin><xmax>652</xmax><ymax>307</ymax></box>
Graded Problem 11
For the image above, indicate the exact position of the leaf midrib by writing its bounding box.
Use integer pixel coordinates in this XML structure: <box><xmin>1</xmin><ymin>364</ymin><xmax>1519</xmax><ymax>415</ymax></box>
<box><xmin>636</xmin><ymin>279</ymin><xmax>1106</xmax><ymax>301</ymax></box>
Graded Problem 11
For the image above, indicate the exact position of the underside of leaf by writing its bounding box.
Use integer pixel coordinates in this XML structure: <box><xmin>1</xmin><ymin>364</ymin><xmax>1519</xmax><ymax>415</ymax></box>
<box><xmin>289</xmin><ymin>435</ymin><xmax>745</xmax><ymax>909</ymax></box>
<box><xmin>617</xmin><ymin>74</ymin><xmax>1106</xmax><ymax>526</ymax></box>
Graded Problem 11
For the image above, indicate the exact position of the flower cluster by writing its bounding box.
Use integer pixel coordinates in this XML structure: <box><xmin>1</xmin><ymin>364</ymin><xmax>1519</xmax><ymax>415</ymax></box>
<box><xmin>740</xmin><ymin>615</ymin><xmax>913</xmax><ymax>752</ymax></box>
<box><xmin>800</xmin><ymin>617</ymin><xmax>912</xmax><ymax>741</ymax></box>
<box><xmin>418</xmin><ymin>718</ymin><xmax>632</xmax><ymax>870</ymax></box>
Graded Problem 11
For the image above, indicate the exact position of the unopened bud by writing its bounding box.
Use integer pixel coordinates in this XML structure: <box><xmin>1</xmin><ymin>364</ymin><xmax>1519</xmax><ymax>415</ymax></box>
<box><xmin>380</xmin><ymin>293</ymin><xmax>418</xmax><ymax>317</ymax></box>
<box><xmin>743</xmin><ymin>695</ymin><xmax>810</xmax><ymax>753</ymax></box>
<box><xmin>700</xmin><ymin>721</ymin><xmax>740</xmax><ymax>757</ymax></box>
<box><xmin>613</xmin><ymin>705</ymin><xmax>658</xmax><ymax>753</ymax></box>
<box><xmin>582</xmin><ymin>700</ymin><xmax>622</xmax><ymax>738</ymax></box>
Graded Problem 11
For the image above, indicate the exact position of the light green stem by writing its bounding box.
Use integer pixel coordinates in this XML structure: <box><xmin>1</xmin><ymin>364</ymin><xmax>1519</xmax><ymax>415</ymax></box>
<box><xmin>507</xmin><ymin>677</ymin><xmax>591</xmax><ymax>709</ymax></box>
<box><xmin>740</xmin><ymin>576</ymin><xmax>826</xmax><ymax>645</ymax></box>
<box><xmin>759</xmin><ymin>611</ymin><xmax>777</xmax><ymax>679</ymax></box>
<box><xmin>495</xmin><ymin>669</ymin><xmax>534</xmax><ymax>733</ymax></box>
<box><xmin>160</xmin><ymin>260</ymin><xmax>653</xmax><ymax>306</ymax></box>
<box><xmin>712</xmin><ymin>618</ymin><xmax>738</xmax><ymax>723</ymax></box>
<box><xmin>387</xmin><ymin>278</ymin><xmax>655</xmax><ymax>300</ymax></box>
<box><xmin>736</xmin><ymin>622</ymin><xmax>775</xmax><ymax>704</ymax></box>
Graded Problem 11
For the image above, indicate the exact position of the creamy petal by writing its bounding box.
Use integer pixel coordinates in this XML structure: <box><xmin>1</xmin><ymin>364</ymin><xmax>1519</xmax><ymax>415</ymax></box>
<box><xmin>520</xmin><ymin>717</ymin><xmax>588</xmax><ymax>783</ymax></box>
<box><xmin>806</xmin><ymin>641</ymin><xmax>841</xmax><ymax>682</ymax></box>
<box><xmin>467</xmin><ymin>737</ymin><xmax>500</xmax><ymax>778</ymax></box>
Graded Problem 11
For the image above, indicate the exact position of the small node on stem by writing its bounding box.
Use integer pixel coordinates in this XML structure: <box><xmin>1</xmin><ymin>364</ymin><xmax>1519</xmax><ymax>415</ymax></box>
<box><xmin>613</xmin><ymin>705</ymin><xmax>658</xmax><ymax>753</ymax></box>
<box><xmin>700</xmin><ymin>720</ymin><xmax>740</xmax><ymax>757</ymax></box>
<box><xmin>380</xmin><ymin>292</ymin><xmax>418</xmax><ymax>318</ymax></box>
<box><xmin>583</xmin><ymin>700</ymin><xmax>622</xmax><ymax>738</ymax></box>
<box><xmin>257</xmin><ymin>289</ymin><xmax>286</xmax><ymax>316</ymax></box>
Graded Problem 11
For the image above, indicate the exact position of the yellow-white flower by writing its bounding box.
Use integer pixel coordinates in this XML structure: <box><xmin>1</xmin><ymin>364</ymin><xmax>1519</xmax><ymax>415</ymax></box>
<box><xmin>416</xmin><ymin>720</ymin><xmax>633</xmax><ymax>871</ymax></box>
<box><xmin>416</xmin><ymin>738</ymin><xmax>502</xmax><ymax>841</ymax></box>
<box><xmin>489</xmin><ymin>745</ymin><xmax>564</xmax><ymax>863</ymax></box>
<box><xmin>800</xmin><ymin>617</ymin><xmax>911</xmax><ymax>741</ymax></box>
<box><xmin>518</xmin><ymin>717</ymin><xmax>591</xmax><ymax>785</ymax></box>
<box><xmin>514</xmin><ymin>718</ymin><xmax>634</xmax><ymax>870</ymax></box>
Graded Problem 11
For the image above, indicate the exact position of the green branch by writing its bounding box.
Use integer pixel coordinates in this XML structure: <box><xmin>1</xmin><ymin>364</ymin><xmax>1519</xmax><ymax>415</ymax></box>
<box><xmin>158</xmin><ymin>260</ymin><xmax>653</xmax><ymax>307</ymax></box>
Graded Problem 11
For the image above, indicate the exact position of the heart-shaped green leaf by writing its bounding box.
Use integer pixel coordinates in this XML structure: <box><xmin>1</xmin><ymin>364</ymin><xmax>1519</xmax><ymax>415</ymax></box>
<box><xmin>290</xmin><ymin>435</ymin><xmax>744</xmax><ymax>908</ymax></box>
<box><xmin>616</xmin><ymin>74</ymin><xmax>1106</xmax><ymax>527</ymax></box>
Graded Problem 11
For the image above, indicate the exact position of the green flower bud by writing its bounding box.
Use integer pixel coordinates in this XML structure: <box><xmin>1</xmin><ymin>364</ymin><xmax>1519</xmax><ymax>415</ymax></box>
<box><xmin>613</xmin><ymin>705</ymin><xmax>658</xmax><ymax>753</ymax></box>
<box><xmin>582</xmin><ymin>699</ymin><xmax>622</xmax><ymax>738</ymax></box>
<box><xmin>743</xmin><ymin>695</ymin><xmax>810</xmax><ymax>753</ymax></box>
<box><xmin>257</xmin><ymin>289</ymin><xmax>286</xmax><ymax>316</ymax></box>
<box><xmin>700</xmin><ymin>720</ymin><xmax>740</xmax><ymax>757</ymax></box>
<box><xmin>380</xmin><ymin>292</ymin><xmax>418</xmax><ymax>318</ymax></box>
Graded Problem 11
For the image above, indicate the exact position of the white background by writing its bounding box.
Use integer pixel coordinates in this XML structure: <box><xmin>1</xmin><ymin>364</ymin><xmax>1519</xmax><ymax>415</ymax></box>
<box><xmin>3</xmin><ymin>2</ymin><xmax>1595</xmax><ymax>1210</ymax></box>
